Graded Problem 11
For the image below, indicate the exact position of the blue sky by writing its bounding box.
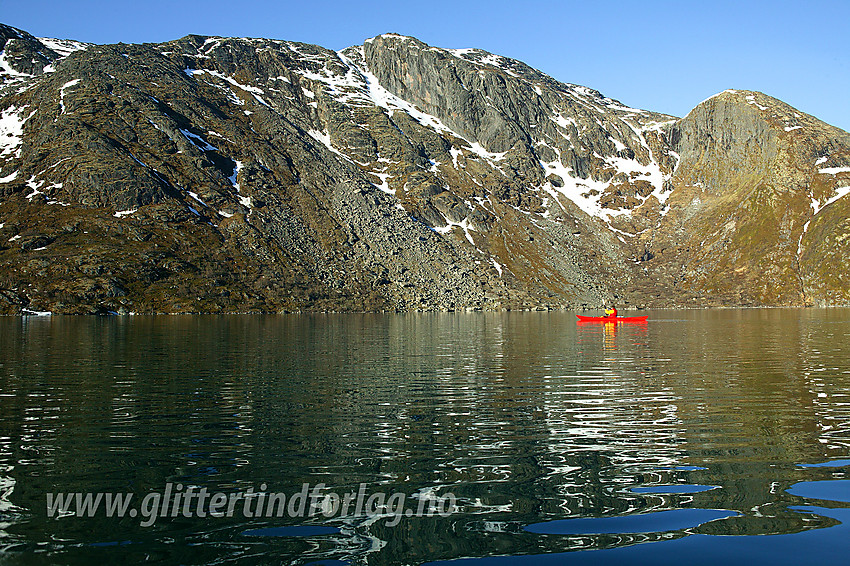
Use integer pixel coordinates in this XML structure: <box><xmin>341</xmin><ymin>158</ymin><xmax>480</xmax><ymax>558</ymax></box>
<box><xmin>3</xmin><ymin>0</ymin><xmax>848</xmax><ymax>132</ymax></box>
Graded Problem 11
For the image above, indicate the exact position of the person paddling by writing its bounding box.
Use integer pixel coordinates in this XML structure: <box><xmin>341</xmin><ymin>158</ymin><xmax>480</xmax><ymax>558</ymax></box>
<box><xmin>603</xmin><ymin>304</ymin><xmax>618</xmax><ymax>318</ymax></box>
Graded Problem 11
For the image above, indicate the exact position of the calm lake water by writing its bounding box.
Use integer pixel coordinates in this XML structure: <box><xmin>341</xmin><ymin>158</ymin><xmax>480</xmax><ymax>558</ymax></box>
<box><xmin>1</xmin><ymin>309</ymin><xmax>850</xmax><ymax>565</ymax></box>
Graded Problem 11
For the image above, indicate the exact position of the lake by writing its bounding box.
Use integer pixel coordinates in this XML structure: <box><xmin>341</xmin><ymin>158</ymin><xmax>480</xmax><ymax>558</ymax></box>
<box><xmin>1</xmin><ymin>309</ymin><xmax>850</xmax><ymax>564</ymax></box>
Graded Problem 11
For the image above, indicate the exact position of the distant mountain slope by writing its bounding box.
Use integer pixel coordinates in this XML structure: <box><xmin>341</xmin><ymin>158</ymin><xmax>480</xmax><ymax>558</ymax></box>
<box><xmin>651</xmin><ymin>90</ymin><xmax>850</xmax><ymax>306</ymax></box>
<box><xmin>1</xmin><ymin>25</ymin><xmax>848</xmax><ymax>313</ymax></box>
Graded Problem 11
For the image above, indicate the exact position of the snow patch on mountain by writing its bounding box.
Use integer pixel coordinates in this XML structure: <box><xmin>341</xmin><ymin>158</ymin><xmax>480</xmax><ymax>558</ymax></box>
<box><xmin>434</xmin><ymin>216</ymin><xmax>477</xmax><ymax>245</ymax></box>
<box><xmin>58</xmin><ymin>79</ymin><xmax>80</xmax><ymax>113</ymax></box>
<box><xmin>38</xmin><ymin>38</ymin><xmax>89</xmax><ymax>58</ymax></box>
<box><xmin>180</xmin><ymin>128</ymin><xmax>218</xmax><ymax>152</ymax></box>
<box><xmin>0</xmin><ymin>52</ymin><xmax>28</xmax><ymax>79</ymax></box>
<box><xmin>0</xmin><ymin>105</ymin><xmax>35</xmax><ymax>158</ymax></box>
<box><xmin>447</xmin><ymin>48</ymin><xmax>520</xmax><ymax>77</ymax></box>
<box><xmin>819</xmin><ymin>166</ymin><xmax>850</xmax><ymax>175</ymax></box>
<box><xmin>811</xmin><ymin>186</ymin><xmax>850</xmax><ymax>215</ymax></box>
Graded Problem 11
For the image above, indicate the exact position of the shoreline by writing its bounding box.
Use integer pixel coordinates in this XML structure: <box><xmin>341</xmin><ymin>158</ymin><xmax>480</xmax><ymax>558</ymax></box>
<box><xmin>7</xmin><ymin>304</ymin><xmax>850</xmax><ymax>317</ymax></box>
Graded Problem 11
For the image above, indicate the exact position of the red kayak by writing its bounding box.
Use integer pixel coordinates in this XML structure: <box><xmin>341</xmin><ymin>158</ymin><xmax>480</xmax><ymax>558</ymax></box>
<box><xmin>576</xmin><ymin>314</ymin><xmax>648</xmax><ymax>323</ymax></box>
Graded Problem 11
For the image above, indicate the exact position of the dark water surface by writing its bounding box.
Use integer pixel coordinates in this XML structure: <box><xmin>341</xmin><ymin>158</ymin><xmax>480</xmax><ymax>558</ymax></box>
<box><xmin>1</xmin><ymin>309</ymin><xmax>850</xmax><ymax>564</ymax></box>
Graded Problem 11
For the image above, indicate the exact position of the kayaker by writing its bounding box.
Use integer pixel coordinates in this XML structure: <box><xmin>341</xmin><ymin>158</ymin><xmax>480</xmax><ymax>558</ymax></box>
<box><xmin>603</xmin><ymin>305</ymin><xmax>618</xmax><ymax>318</ymax></box>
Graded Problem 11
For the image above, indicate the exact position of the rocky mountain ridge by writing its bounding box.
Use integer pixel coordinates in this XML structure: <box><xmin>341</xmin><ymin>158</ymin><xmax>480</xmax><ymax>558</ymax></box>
<box><xmin>1</xmin><ymin>24</ymin><xmax>848</xmax><ymax>314</ymax></box>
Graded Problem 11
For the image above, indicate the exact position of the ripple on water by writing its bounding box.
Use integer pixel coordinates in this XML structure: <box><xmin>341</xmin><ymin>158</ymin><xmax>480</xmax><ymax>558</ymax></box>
<box><xmin>241</xmin><ymin>525</ymin><xmax>341</xmax><ymax>537</ymax></box>
<box><xmin>3</xmin><ymin>310</ymin><xmax>850</xmax><ymax>564</ymax></box>
<box><xmin>798</xmin><ymin>459</ymin><xmax>850</xmax><ymax>468</ymax></box>
<box><xmin>630</xmin><ymin>484</ymin><xmax>719</xmax><ymax>494</ymax></box>
<box><xmin>786</xmin><ymin>480</ymin><xmax>850</xmax><ymax>503</ymax></box>
<box><xmin>524</xmin><ymin>508</ymin><xmax>738</xmax><ymax>534</ymax></box>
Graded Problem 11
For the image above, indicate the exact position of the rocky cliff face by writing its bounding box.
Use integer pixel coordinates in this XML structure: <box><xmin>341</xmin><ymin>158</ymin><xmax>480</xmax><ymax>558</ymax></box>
<box><xmin>1</xmin><ymin>25</ymin><xmax>848</xmax><ymax>314</ymax></box>
<box><xmin>647</xmin><ymin>90</ymin><xmax>850</xmax><ymax>306</ymax></box>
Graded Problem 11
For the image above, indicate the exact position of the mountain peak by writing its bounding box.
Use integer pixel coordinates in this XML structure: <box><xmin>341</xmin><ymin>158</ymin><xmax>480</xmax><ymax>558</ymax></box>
<box><xmin>1</xmin><ymin>24</ymin><xmax>849</xmax><ymax>313</ymax></box>
<box><xmin>365</xmin><ymin>33</ymin><xmax>418</xmax><ymax>43</ymax></box>
<box><xmin>687</xmin><ymin>88</ymin><xmax>850</xmax><ymax>141</ymax></box>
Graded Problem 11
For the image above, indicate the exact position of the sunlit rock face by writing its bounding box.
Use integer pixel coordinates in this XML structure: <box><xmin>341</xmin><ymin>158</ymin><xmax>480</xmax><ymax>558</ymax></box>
<box><xmin>1</xmin><ymin>26</ymin><xmax>848</xmax><ymax>313</ymax></box>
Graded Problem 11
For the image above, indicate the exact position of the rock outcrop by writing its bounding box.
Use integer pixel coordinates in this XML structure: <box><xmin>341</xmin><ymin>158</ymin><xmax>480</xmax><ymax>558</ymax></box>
<box><xmin>1</xmin><ymin>26</ymin><xmax>848</xmax><ymax>314</ymax></box>
<box><xmin>645</xmin><ymin>90</ymin><xmax>850</xmax><ymax>306</ymax></box>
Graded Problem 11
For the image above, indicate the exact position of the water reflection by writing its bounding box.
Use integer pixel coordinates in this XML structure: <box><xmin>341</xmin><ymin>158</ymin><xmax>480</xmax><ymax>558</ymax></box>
<box><xmin>0</xmin><ymin>309</ymin><xmax>849</xmax><ymax>564</ymax></box>
<box><xmin>525</xmin><ymin>508</ymin><xmax>736</xmax><ymax>534</ymax></box>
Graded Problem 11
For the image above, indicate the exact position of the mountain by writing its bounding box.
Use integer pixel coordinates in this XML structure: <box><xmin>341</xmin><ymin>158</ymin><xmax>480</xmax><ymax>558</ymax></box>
<box><xmin>1</xmin><ymin>24</ymin><xmax>849</xmax><ymax>314</ymax></box>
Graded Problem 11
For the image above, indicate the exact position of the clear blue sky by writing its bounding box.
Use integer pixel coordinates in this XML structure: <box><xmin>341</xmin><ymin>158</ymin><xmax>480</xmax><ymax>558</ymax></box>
<box><xmin>3</xmin><ymin>0</ymin><xmax>848</xmax><ymax>132</ymax></box>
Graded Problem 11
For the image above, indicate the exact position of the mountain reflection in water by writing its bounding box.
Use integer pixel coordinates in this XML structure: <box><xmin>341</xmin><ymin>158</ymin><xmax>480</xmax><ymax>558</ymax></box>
<box><xmin>1</xmin><ymin>309</ymin><xmax>849</xmax><ymax>564</ymax></box>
